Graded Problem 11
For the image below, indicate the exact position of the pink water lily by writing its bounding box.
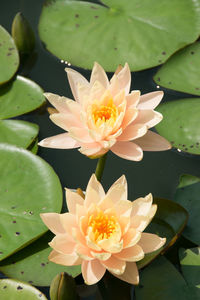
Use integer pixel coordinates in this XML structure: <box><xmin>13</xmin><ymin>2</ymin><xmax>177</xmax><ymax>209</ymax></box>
<box><xmin>38</xmin><ymin>63</ymin><xmax>171</xmax><ymax>160</ymax></box>
<box><xmin>41</xmin><ymin>174</ymin><xmax>166</xmax><ymax>285</ymax></box>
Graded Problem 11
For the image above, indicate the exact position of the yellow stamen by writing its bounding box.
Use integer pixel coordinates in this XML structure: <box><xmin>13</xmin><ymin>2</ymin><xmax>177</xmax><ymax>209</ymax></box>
<box><xmin>92</xmin><ymin>99</ymin><xmax>118</xmax><ymax>127</ymax></box>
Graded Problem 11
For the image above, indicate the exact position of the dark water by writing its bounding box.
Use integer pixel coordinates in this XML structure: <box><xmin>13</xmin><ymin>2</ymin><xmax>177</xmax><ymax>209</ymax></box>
<box><xmin>1</xmin><ymin>0</ymin><xmax>200</xmax><ymax>298</ymax></box>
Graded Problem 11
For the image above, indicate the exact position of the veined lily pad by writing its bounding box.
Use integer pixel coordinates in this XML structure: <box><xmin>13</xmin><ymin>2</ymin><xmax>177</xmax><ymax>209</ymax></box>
<box><xmin>154</xmin><ymin>42</ymin><xmax>200</xmax><ymax>95</ymax></box>
<box><xmin>0</xmin><ymin>278</ymin><xmax>47</xmax><ymax>300</ymax></box>
<box><xmin>0</xmin><ymin>233</ymin><xmax>81</xmax><ymax>287</ymax></box>
<box><xmin>0</xmin><ymin>144</ymin><xmax>62</xmax><ymax>261</ymax></box>
<box><xmin>0</xmin><ymin>25</ymin><xmax>19</xmax><ymax>84</ymax></box>
<box><xmin>156</xmin><ymin>98</ymin><xmax>200</xmax><ymax>155</ymax></box>
<box><xmin>135</xmin><ymin>256</ymin><xmax>189</xmax><ymax>300</ymax></box>
<box><xmin>137</xmin><ymin>198</ymin><xmax>188</xmax><ymax>269</ymax></box>
<box><xmin>0</xmin><ymin>75</ymin><xmax>45</xmax><ymax>119</ymax></box>
<box><xmin>174</xmin><ymin>179</ymin><xmax>200</xmax><ymax>245</ymax></box>
<box><xmin>38</xmin><ymin>0</ymin><xmax>200</xmax><ymax>71</ymax></box>
<box><xmin>0</xmin><ymin>120</ymin><xmax>39</xmax><ymax>149</ymax></box>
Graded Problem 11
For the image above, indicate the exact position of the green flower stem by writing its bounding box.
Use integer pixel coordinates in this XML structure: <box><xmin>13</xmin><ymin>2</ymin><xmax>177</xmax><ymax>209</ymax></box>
<box><xmin>95</xmin><ymin>153</ymin><xmax>107</xmax><ymax>182</ymax></box>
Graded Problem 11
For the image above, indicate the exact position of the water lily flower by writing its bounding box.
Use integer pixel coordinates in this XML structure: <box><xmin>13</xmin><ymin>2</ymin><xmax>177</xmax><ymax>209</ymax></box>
<box><xmin>41</xmin><ymin>174</ymin><xmax>166</xmax><ymax>285</ymax></box>
<box><xmin>38</xmin><ymin>62</ymin><xmax>171</xmax><ymax>161</ymax></box>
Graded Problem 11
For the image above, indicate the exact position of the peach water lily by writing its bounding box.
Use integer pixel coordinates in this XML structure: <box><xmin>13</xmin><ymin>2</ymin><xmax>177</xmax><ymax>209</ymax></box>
<box><xmin>41</xmin><ymin>174</ymin><xmax>166</xmax><ymax>285</ymax></box>
<box><xmin>38</xmin><ymin>62</ymin><xmax>171</xmax><ymax>161</ymax></box>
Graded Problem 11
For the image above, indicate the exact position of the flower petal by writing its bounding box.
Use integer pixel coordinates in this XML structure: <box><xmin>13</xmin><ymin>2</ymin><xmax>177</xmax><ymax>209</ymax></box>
<box><xmin>65</xmin><ymin>189</ymin><xmax>84</xmax><ymax>214</ymax></box>
<box><xmin>86</xmin><ymin>174</ymin><xmax>105</xmax><ymax>199</ymax></box>
<box><xmin>65</xmin><ymin>67</ymin><xmax>89</xmax><ymax>102</ymax></box>
<box><xmin>38</xmin><ymin>133</ymin><xmax>80</xmax><ymax>149</ymax></box>
<box><xmin>85</xmin><ymin>186</ymin><xmax>101</xmax><ymax>208</ymax></box>
<box><xmin>111</xmin><ymin>141</ymin><xmax>143</xmax><ymax>161</ymax></box>
<box><xmin>79</xmin><ymin>146</ymin><xmax>107</xmax><ymax>158</ymax></box>
<box><xmin>98</xmin><ymin>238</ymin><xmax>123</xmax><ymax>254</ymax></box>
<box><xmin>49</xmin><ymin>250</ymin><xmax>81</xmax><ymax>266</ymax></box>
<box><xmin>76</xmin><ymin>244</ymin><xmax>94</xmax><ymax>260</ymax></box>
<box><xmin>112</xmin><ymin>262</ymin><xmax>139</xmax><ymax>285</ymax></box>
<box><xmin>138</xmin><ymin>233</ymin><xmax>166</xmax><ymax>253</ymax></box>
<box><xmin>138</xmin><ymin>91</ymin><xmax>164</xmax><ymax>110</ymax></box>
<box><xmin>131</xmin><ymin>193</ymin><xmax>153</xmax><ymax>217</ymax></box>
<box><xmin>123</xmin><ymin>228</ymin><xmax>142</xmax><ymax>248</ymax></box>
<box><xmin>40</xmin><ymin>213</ymin><xmax>65</xmax><ymax>235</ymax></box>
<box><xmin>114</xmin><ymin>244</ymin><xmax>144</xmax><ymax>262</ymax></box>
<box><xmin>117</xmin><ymin>124</ymin><xmax>147</xmax><ymax>141</ymax></box>
<box><xmin>116</xmin><ymin>63</ymin><xmax>131</xmax><ymax>95</ymax></box>
<box><xmin>121</xmin><ymin>108</ymin><xmax>138</xmax><ymax>128</ymax></box>
<box><xmin>44</xmin><ymin>93</ymin><xmax>72</xmax><ymax>113</ymax></box>
<box><xmin>59</xmin><ymin>213</ymin><xmax>77</xmax><ymax>236</ymax></box>
<box><xmin>101</xmin><ymin>256</ymin><xmax>126</xmax><ymax>275</ymax></box>
<box><xmin>135</xmin><ymin>110</ymin><xmax>163</xmax><ymax>128</ymax></box>
<box><xmin>106</xmin><ymin>178</ymin><xmax>127</xmax><ymax>203</ymax></box>
<box><xmin>90</xmin><ymin>62</ymin><xmax>109</xmax><ymax>88</ymax></box>
<box><xmin>91</xmin><ymin>251</ymin><xmax>111</xmax><ymax>261</ymax></box>
<box><xmin>126</xmin><ymin>91</ymin><xmax>141</xmax><ymax>108</ymax></box>
<box><xmin>50</xmin><ymin>113</ymin><xmax>82</xmax><ymax>132</ymax></box>
<box><xmin>49</xmin><ymin>233</ymin><xmax>76</xmax><ymax>254</ymax></box>
<box><xmin>135</xmin><ymin>130</ymin><xmax>171</xmax><ymax>151</ymax></box>
<box><xmin>69</xmin><ymin>127</ymin><xmax>94</xmax><ymax>143</ymax></box>
<box><xmin>82</xmin><ymin>260</ymin><xmax>106</xmax><ymax>285</ymax></box>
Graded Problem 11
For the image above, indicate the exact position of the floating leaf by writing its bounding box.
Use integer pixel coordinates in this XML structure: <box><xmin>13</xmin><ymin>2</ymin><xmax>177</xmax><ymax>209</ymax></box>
<box><xmin>28</xmin><ymin>138</ymin><xmax>38</xmax><ymax>154</ymax></box>
<box><xmin>0</xmin><ymin>120</ymin><xmax>38</xmax><ymax>149</ymax></box>
<box><xmin>156</xmin><ymin>98</ymin><xmax>200</xmax><ymax>155</ymax></box>
<box><xmin>154</xmin><ymin>42</ymin><xmax>200</xmax><ymax>96</ymax></box>
<box><xmin>178</xmin><ymin>174</ymin><xmax>200</xmax><ymax>189</ymax></box>
<box><xmin>137</xmin><ymin>198</ymin><xmax>188</xmax><ymax>269</ymax></box>
<box><xmin>0</xmin><ymin>75</ymin><xmax>45</xmax><ymax>119</ymax></box>
<box><xmin>135</xmin><ymin>256</ymin><xmax>189</xmax><ymax>300</ymax></box>
<box><xmin>0</xmin><ymin>278</ymin><xmax>47</xmax><ymax>299</ymax></box>
<box><xmin>0</xmin><ymin>233</ymin><xmax>81</xmax><ymax>286</ymax></box>
<box><xmin>174</xmin><ymin>180</ymin><xmax>200</xmax><ymax>245</ymax></box>
<box><xmin>50</xmin><ymin>272</ymin><xmax>77</xmax><ymax>300</ymax></box>
<box><xmin>0</xmin><ymin>144</ymin><xmax>63</xmax><ymax>261</ymax></box>
<box><xmin>38</xmin><ymin>0</ymin><xmax>200</xmax><ymax>71</ymax></box>
<box><xmin>0</xmin><ymin>25</ymin><xmax>19</xmax><ymax>84</ymax></box>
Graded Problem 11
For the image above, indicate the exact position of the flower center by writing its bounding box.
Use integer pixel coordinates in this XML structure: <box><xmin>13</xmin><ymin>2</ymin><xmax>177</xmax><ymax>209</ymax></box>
<box><xmin>88</xmin><ymin>210</ymin><xmax>117</xmax><ymax>242</ymax></box>
<box><xmin>92</xmin><ymin>99</ymin><xmax>118</xmax><ymax>127</ymax></box>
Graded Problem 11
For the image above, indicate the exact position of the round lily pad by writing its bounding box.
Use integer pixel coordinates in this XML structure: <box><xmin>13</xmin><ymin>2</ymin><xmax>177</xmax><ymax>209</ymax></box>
<box><xmin>178</xmin><ymin>174</ymin><xmax>200</xmax><ymax>189</ymax></box>
<box><xmin>28</xmin><ymin>138</ymin><xmax>38</xmax><ymax>154</ymax></box>
<box><xmin>174</xmin><ymin>179</ymin><xmax>200</xmax><ymax>245</ymax></box>
<box><xmin>0</xmin><ymin>75</ymin><xmax>45</xmax><ymax>119</ymax></box>
<box><xmin>0</xmin><ymin>233</ymin><xmax>81</xmax><ymax>287</ymax></box>
<box><xmin>38</xmin><ymin>0</ymin><xmax>200</xmax><ymax>71</ymax></box>
<box><xmin>154</xmin><ymin>42</ymin><xmax>200</xmax><ymax>95</ymax></box>
<box><xmin>0</xmin><ymin>278</ymin><xmax>47</xmax><ymax>300</ymax></box>
<box><xmin>0</xmin><ymin>143</ymin><xmax>63</xmax><ymax>261</ymax></box>
<box><xmin>0</xmin><ymin>120</ymin><xmax>39</xmax><ymax>149</ymax></box>
<box><xmin>156</xmin><ymin>98</ymin><xmax>200</xmax><ymax>155</ymax></box>
<box><xmin>0</xmin><ymin>25</ymin><xmax>19</xmax><ymax>84</ymax></box>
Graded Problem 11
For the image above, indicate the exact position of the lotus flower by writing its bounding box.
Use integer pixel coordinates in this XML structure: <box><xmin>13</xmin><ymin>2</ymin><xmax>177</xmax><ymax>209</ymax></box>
<box><xmin>38</xmin><ymin>63</ymin><xmax>171</xmax><ymax>161</ymax></box>
<box><xmin>41</xmin><ymin>175</ymin><xmax>166</xmax><ymax>285</ymax></box>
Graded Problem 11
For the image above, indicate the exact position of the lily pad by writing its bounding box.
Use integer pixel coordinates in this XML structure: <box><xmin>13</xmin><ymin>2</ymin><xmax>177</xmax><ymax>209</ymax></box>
<box><xmin>0</xmin><ymin>120</ymin><xmax>39</xmax><ymax>149</ymax></box>
<box><xmin>0</xmin><ymin>75</ymin><xmax>45</xmax><ymax>119</ymax></box>
<box><xmin>0</xmin><ymin>143</ymin><xmax>62</xmax><ymax>261</ymax></box>
<box><xmin>154</xmin><ymin>42</ymin><xmax>200</xmax><ymax>96</ymax></box>
<box><xmin>156</xmin><ymin>98</ymin><xmax>200</xmax><ymax>155</ymax></box>
<box><xmin>135</xmin><ymin>256</ymin><xmax>189</xmax><ymax>300</ymax></box>
<box><xmin>178</xmin><ymin>174</ymin><xmax>200</xmax><ymax>189</ymax></box>
<box><xmin>137</xmin><ymin>198</ymin><xmax>188</xmax><ymax>269</ymax></box>
<box><xmin>39</xmin><ymin>0</ymin><xmax>200</xmax><ymax>71</ymax></box>
<box><xmin>0</xmin><ymin>233</ymin><xmax>81</xmax><ymax>287</ymax></box>
<box><xmin>28</xmin><ymin>138</ymin><xmax>38</xmax><ymax>154</ymax></box>
<box><xmin>0</xmin><ymin>25</ymin><xmax>19</xmax><ymax>84</ymax></box>
<box><xmin>0</xmin><ymin>278</ymin><xmax>47</xmax><ymax>300</ymax></box>
<box><xmin>174</xmin><ymin>180</ymin><xmax>200</xmax><ymax>245</ymax></box>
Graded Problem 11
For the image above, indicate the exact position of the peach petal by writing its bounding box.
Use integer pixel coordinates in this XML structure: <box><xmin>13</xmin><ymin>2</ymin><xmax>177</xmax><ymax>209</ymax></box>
<box><xmin>123</xmin><ymin>228</ymin><xmax>142</xmax><ymax>248</ymax></box>
<box><xmin>109</xmin><ymin>74</ymin><xmax>120</xmax><ymax>96</ymax></box>
<box><xmin>44</xmin><ymin>93</ymin><xmax>71</xmax><ymax>113</ymax></box>
<box><xmin>40</xmin><ymin>213</ymin><xmax>65</xmax><ymax>235</ymax></box>
<box><xmin>84</xmin><ymin>186</ymin><xmax>101</xmax><ymax>208</ymax></box>
<box><xmin>113</xmin><ymin>90</ymin><xmax>126</xmax><ymax>107</ymax></box>
<box><xmin>135</xmin><ymin>130</ymin><xmax>171</xmax><ymax>151</ymax></box>
<box><xmin>65</xmin><ymin>189</ymin><xmax>84</xmax><ymax>214</ymax></box>
<box><xmin>86</xmin><ymin>174</ymin><xmax>105</xmax><ymax>199</ymax></box>
<box><xmin>121</xmin><ymin>107</ymin><xmax>138</xmax><ymax>129</ymax></box>
<box><xmin>111</xmin><ymin>141</ymin><xmax>143</xmax><ymax>161</ymax></box>
<box><xmin>65</xmin><ymin>67</ymin><xmax>89</xmax><ymax>103</ymax></box>
<box><xmin>114</xmin><ymin>244</ymin><xmax>144</xmax><ymax>262</ymax></box>
<box><xmin>116</xmin><ymin>63</ymin><xmax>131</xmax><ymax>95</ymax></box>
<box><xmin>90</xmin><ymin>80</ymin><xmax>106</xmax><ymax>101</ymax></box>
<box><xmin>138</xmin><ymin>91</ymin><xmax>164</xmax><ymax>110</ymax></box>
<box><xmin>91</xmin><ymin>251</ymin><xmax>111</xmax><ymax>261</ymax></box>
<box><xmin>79</xmin><ymin>215</ymin><xmax>88</xmax><ymax>235</ymax></box>
<box><xmin>126</xmin><ymin>91</ymin><xmax>141</xmax><ymax>108</ymax></box>
<box><xmin>107</xmin><ymin>175</ymin><xmax>127</xmax><ymax>199</ymax></box>
<box><xmin>79</xmin><ymin>145</ymin><xmax>106</xmax><ymax>157</ymax></box>
<box><xmin>49</xmin><ymin>233</ymin><xmax>76</xmax><ymax>254</ymax></box>
<box><xmin>131</xmin><ymin>193</ymin><xmax>153</xmax><ymax>217</ymax></box>
<box><xmin>50</xmin><ymin>113</ymin><xmax>81</xmax><ymax>132</ymax></box>
<box><xmin>135</xmin><ymin>110</ymin><xmax>163</xmax><ymax>128</ymax></box>
<box><xmin>113</xmin><ymin>199</ymin><xmax>133</xmax><ymax>217</ymax></box>
<box><xmin>90</xmin><ymin>62</ymin><xmax>109</xmax><ymax>88</ymax></box>
<box><xmin>98</xmin><ymin>196</ymin><xmax>115</xmax><ymax>211</ymax></box>
<box><xmin>130</xmin><ymin>215</ymin><xmax>150</xmax><ymax>232</ymax></box>
<box><xmin>76</xmin><ymin>244</ymin><xmax>94</xmax><ymax>260</ymax></box>
<box><xmin>98</xmin><ymin>238</ymin><xmax>123</xmax><ymax>254</ymax></box>
<box><xmin>112</xmin><ymin>262</ymin><xmax>139</xmax><ymax>285</ymax></box>
<box><xmin>86</xmin><ymin>235</ymin><xmax>102</xmax><ymax>251</ymax></box>
<box><xmin>75</xmin><ymin>204</ymin><xmax>87</xmax><ymax>223</ymax></box>
<box><xmin>106</xmin><ymin>181</ymin><xmax>127</xmax><ymax>203</ymax></box>
<box><xmin>138</xmin><ymin>233</ymin><xmax>166</xmax><ymax>253</ymax></box>
<box><xmin>38</xmin><ymin>133</ymin><xmax>80</xmax><ymax>149</ymax></box>
<box><xmin>101</xmin><ymin>256</ymin><xmax>126</xmax><ymax>275</ymax></box>
<box><xmin>72</xmin><ymin>227</ymin><xmax>87</xmax><ymax>247</ymax></box>
<box><xmin>119</xmin><ymin>216</ymin><xmax>130</xmax><ymax>235</ymax></box>
<box><xmin>82</xmin><ymin>260</ymin><xmax>106</xmax><ymax>285</ymax></box>
<box><xmin>117</xmin><ymin>124</ymin><xmax>147</xmax><ymax>141</ymax></box>
<box><xmin>59</xmin><ymin>213</ymin><xmax>77</xmax><ymax>236</ymax></box>
<box><xmin>69</xmin><ymin>127</ymin><xmax>94</xmax><ymax>143</ymax></box>
<box><xmin>49</xmin><ymin>250</ymin><xmax>82</xmax><ymax>266</ymax></box>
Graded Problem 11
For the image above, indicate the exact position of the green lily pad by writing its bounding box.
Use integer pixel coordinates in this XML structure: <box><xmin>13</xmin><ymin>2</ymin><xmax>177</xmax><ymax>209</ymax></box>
<box><xmin>0</xmin><ymin>120</ymin><xmax>39</xmax><ymax>149</ymax></box>
<box><xmin>38</xmin><ymin>0</ymin><xmax>200</xmax><ymax>71</ymax></box>
<box><xmin>174</xmin><ymin>180</ymin><xmax>200</xmax><ymax>245</ymax></box>
<box><xmin>0</xmin><ymin>75</ymin><xmax>45</xmax><ymax>119</ymax></box>
<box><xmin>137</xmin><ymin>198</ymin><xmax>188</xmax><ymax>269</ymax></box>
<box><xmin>0</xmin><ymin>278</ymin><xmax>47</xmax><ymax>300</ymax></box>
<box><xmin>0</xmin><ymin>143</ymin><xmax>62</xmax><ymax>261</ymax></box>
<box><xmin>28</xmin><ymin>138</ymin><xmax>38</xmax><ymax>154</ymax></box>
<box><xmin>0</xmin><ymin>233</ymin><xmax>81</xmax><ymax>286</ymax></box>
<box><xmin>135</xmin><ymin>256</ymin><xmax>189</xmax><ymax>300</ymax></box>
<box><xmin>156</xmin><ymin>98</ymin><xmax>200</xmax><ymax>155</ymax></box>
<box><xmin>178</xmin><ymin>174</ymin><xmax>200</xmax><ymax>189</ymax></box>
<box><xmin>0</xmin><ymin>25</ymin><xmax>19</xmax><ymax>85</ymax></box>
<box><xmin>154</xmin><ymin>42</ymin><xmax>200</xmax><ymax>95</ymax></box>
